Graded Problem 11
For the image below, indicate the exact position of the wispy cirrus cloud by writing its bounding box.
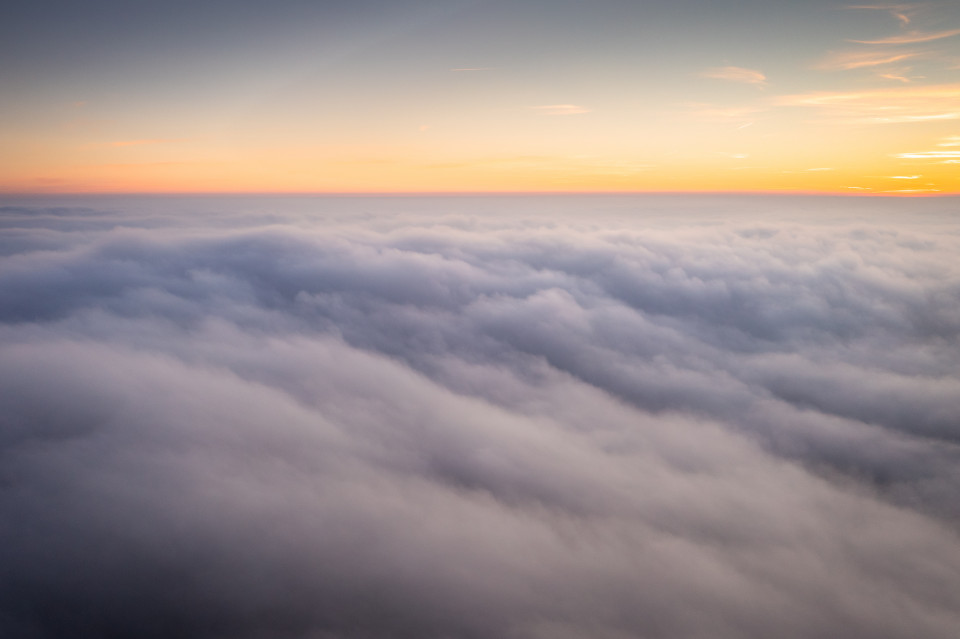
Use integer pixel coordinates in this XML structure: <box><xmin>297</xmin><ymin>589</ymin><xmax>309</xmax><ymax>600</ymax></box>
<box><xmin>846</xmin><ymin>4</ymin><xmax>921</xmax><ymax>26</ymax></box>
<box><xmin>850</xmin><ymin>28</ymin><xmax>960</xmax><ymax>44</ymax></box>
<box><xmin>817</xmin><ymin>49</ymin><xmax>923</xmax><ymax>70</ymax></box>
<box><xmin>774</xmin><ymin>84</ymin><xmax>960</xmax><ymax>124</ymax></box>
<box><xmin>894</xmin><ymin>136</ymin><xmax>960</xmax><ymax>161</ymax></box>
<box><xmin>894</xmin><ymin>150</ymin><xmax>960</xmax><ymax>159</ymax></box>
<box><xmin>701</xmin><ymin>66</ymin><xmax>768</xmax><ymax>85</ymax></box>
<box><xmin>876</xmin><ymin>70</ymin><xmax>918</xmax><ymax>82</ymax></box>
<box><xmin>530</xmin><ymin>104</ymin><xmax>590</xmax><ymax>115</ymax></box>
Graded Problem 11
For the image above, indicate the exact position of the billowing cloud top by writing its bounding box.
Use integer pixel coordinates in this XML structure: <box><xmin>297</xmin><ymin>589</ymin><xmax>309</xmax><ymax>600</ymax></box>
<box><xmin>1</xmin><ymin>195</ymin><xmax>959</xmax><ymax>639</ymax></box>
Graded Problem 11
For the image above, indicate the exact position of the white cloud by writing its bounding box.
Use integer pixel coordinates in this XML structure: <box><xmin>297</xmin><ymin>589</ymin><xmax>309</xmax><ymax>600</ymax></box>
<box><xmin>1</xmin><ymin>197</ymin><xmax>960</xmax><ymax>639</ymax></box>
<box><xmin>774</xmin><ymin>84</ymin><xmax>960</xmax><ymax>124</ymax></box>
<box><xmin>818</xmin><ymin>50</ymin><xmax>922</xmax><ymax>70</ymax></box>
<box><xmin>850</xmin><ymin>28</ymin><xmax>960</xmax><ymax>44</ymax></box>
<box><xmin>701</xmin><ymin>66</ymin><xmax>768</xmax><ymax>85</ymax></box>
<box><xmin>846</xmin><ymin>4</ymin><xmax>921</xmax><ymax>26</ymax></box>
<box><xmin>895</xmin><ymin>150</ymin><xmax>960</xmax><ymax>158</ymax></box>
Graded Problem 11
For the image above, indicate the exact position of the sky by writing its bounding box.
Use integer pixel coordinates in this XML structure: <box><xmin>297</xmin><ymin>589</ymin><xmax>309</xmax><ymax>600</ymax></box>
<box><xmin>2</xmin><ymin>0</ymin><xmax>959</xmax><ymax>194</ymax></box>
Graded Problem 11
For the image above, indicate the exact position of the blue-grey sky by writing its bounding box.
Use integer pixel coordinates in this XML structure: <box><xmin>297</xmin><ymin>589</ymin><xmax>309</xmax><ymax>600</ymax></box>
<box><xmin>2</xmin><ymin>0</ymin><xmax>959</xmax><ymax>192</ymax></box>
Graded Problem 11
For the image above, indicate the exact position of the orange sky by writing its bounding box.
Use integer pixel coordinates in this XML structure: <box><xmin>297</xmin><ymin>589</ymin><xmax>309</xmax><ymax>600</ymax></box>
<box><xmin>1</xmin><ymin>0</ymin><xmax>958</xmax><ymax>194</ymax></box>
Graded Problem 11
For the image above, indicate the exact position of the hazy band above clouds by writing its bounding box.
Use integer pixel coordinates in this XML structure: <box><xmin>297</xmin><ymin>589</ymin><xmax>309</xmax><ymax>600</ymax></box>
<box><xmin>1</xmin><ymin>196</ymin><xmax>959</xmax><ymax>639</ymax></box>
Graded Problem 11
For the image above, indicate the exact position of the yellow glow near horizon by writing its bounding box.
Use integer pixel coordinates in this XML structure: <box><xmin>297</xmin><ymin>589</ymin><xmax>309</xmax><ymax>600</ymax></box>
<box><xmin>1</xmin><ymin>1</ymin><xmax>958</xmax><ymax>195</ymax></box>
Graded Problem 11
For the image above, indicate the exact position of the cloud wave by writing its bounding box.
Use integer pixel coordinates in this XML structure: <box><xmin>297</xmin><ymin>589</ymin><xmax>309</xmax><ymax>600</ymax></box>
<box><xmin>1</xmin><ymin>196</ymin><xmax>959</xmax><ymax>639</ymax></box>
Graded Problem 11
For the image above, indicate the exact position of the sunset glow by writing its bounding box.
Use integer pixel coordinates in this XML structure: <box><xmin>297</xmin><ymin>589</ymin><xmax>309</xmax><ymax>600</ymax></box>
<box><xmin>2</xmin><ymin>0</ymin><xmax>958</xmax><ymax>194</ymax></box>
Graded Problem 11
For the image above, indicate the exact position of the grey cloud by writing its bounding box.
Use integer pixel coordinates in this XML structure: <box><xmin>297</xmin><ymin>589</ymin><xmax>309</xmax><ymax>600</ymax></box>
<box><xmin>1</xmin><ymin>196</ymin><xmax>959</xmax><ymax>638</ymax></box>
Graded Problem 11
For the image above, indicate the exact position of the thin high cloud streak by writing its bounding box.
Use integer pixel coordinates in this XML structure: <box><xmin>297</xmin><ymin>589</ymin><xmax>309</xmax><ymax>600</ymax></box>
<box><xmin>1</xmin><ymin>197</ymin><xmax>959</xmax><ymax>639</ymax></box>
<box><xmin>700</xmin><ymin>66</ymin><xmax>767</xmax><ymax>85</ymax></box>
<box><xmin>818</xmin><ymin>50</ymin><xmax>922</xmax><ymax>70</ymax></box>
<box><xmin>773</xmin><ymin>83</ymin><xmax>960</xmax><ymax>123</ymax></box>
<box><xmin>847</xmin><ymin>4</ymin><xmax>920</xmax><ymax>26</ymax></box>
<box><xmin>850</xmin><ymin>27</ymin><xmax>960</xmax><ymax>44</ymax></box>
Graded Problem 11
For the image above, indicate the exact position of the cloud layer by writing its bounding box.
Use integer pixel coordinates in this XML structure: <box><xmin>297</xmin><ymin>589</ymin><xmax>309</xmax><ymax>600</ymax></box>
<box><xmin>1</xmin><ymin>195</ymin><xmax>959</xmax><ymax>639</ymax></box>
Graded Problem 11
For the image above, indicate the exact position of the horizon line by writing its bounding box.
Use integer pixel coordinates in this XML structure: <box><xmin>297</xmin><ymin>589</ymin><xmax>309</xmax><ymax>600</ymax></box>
<box><xmin>1</xmin><ymin>189</ymin><xmax>956</xmax><ymax>198</ymax></box>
